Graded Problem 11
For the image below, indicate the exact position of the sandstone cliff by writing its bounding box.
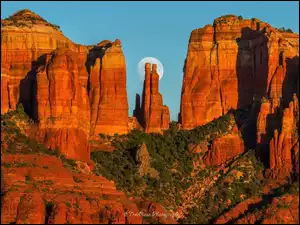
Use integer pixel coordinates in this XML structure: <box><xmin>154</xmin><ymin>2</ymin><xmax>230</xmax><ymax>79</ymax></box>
<box><xmin>88</xmin><ymin>39</ymin><xmax>128</xmax><ymax>136</ymax></box>
<box><xmin>36</xmin><ymin>48</ymin><xmax>91</xmax><ymax>161</ymax></box>
<box><xmin>1</xmin><ymin>9</ymin><xmax>88</xmax><ymax>116</ymax></box>
<box><xmin>179</xmin><ymin>15</ymin><xmax>299</xmax><ymax>129</ymax></box>
<box><xmin>1</xmin><ymin>9</ymin><xmax>129</xmax><ymax>160</ymax></box>
<box><xmin>266</xmin><ymin>96</ymin><xmax>299</xmax><ymax>180</ymax></box>
<box><xmin>203</xmin><ymin>126</ymin><xmax>244</xmax><ymax>166</ymax></box>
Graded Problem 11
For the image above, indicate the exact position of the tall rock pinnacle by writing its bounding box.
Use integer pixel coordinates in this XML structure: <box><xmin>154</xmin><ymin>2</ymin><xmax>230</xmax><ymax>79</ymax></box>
<box><xmin>139</xmin><ymin>63</ymin><xmax>170</xmax><ymax>133</ymax></box>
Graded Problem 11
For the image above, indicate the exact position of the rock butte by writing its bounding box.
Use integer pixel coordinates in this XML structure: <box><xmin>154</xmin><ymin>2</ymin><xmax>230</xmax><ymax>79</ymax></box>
<box><xmin>179</xmin><ymin>15</ymin><xmax>298</xmax><ymax>129</ymax></box>
<box><xmin>1</xmin><ymin>9</ymin><xmax>128</xmax><ymax>160</ymax></box>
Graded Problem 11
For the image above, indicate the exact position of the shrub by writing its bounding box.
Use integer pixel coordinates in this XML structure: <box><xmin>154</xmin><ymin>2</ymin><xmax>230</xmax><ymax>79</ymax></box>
<box><xmin>73</xmin><ymin>176</ymin><xmax>83</xmax><ymax>183</ymax></box>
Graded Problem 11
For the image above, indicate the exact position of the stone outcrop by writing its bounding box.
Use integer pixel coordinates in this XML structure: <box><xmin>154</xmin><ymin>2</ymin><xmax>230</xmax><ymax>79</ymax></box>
<box><xmin>1</xmin><ymin>9</ymin><xmax>130</xmax><ymax>160</ymax></box>
<box><xmin>214</xmin><ymin>193</ymin><xmax>299</xmax><ymax>224</ymax></box>
<box><xmin>203</xmin><ymin>126</ymin><xmax>244</xmax><ymax>166</ymax></box>
<box><xmin>267</xmin><ymin>97</ymin><xmax>299</xmax><ymax>179</ymax></box>
<box><xmin>139</xmin><ymin>63</ymin><xmax>170</xmax><ymax>133</ymax></box>
<box><xmin>36</xmin><ymin>48</ymin><xmax>91</xmax><ymax>161</ymax></box>
<box><xmin>256</xmin><ymin>99</ymin><xmax>272</xmax><ymax>148</ymax></box>
<box><xmin>135</xmin><ymin>143</ymin><xmax>159</xmax><ymax>179</ymax></box>
<box><xmin>88</xmin><ymin>40</ymin><xmax>129</xmax><ymax>136</ymax></box>
<box><xmin>1</xmin><ymin>9</ymin><xmax>88</xmax><ymax>116</ymax></box>
<box><xmin>128</xmin><ymin>116</ymin><xmax>143</xmax><ymax>132</ymax></box>
<box><xmin>179</xmin><ymin>15</ymin><xmax>299</xmax><ymax>129</ymax></box>
<box><xmin>1</xmin><ymin>154</ymin><xmax>177</xmax><ymax>224</ymax></box>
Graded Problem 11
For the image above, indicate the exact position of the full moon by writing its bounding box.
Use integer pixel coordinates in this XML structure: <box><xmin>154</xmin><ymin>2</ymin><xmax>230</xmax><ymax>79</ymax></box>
<box><xmin>138</xmin><ymin>57</ymin><xmax>164</xmax><ymax>81</ymax></box>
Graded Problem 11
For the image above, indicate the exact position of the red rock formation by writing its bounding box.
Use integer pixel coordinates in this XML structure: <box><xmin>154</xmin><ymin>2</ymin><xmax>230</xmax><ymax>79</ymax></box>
<box><xmin>179</xmin><ymin>15</ymin><xmax>299</xmax><ymax>129</ymax></box>
<box><xmin>128</xmin><ymin>117</ymin><xmax>143</xmax><ymax>132</ymax></box>
<box><xmin>1</xmin><ymin>9</ymin><xmax>131</xmax><ymax>161</ymax></box>
<box><xmin>268</xmin><ymin>66</ymin><xmax>284</xmax><ymax>113</ymax></box>
<box><xmin>203</xmin><ymin>126</ymin><xmax>244</xmax><ymax>166</ymax></box>
<box><xmin>1</xmin><ymin>154</ymin><xmax>177</xmax><ymax>224</ymax></box>
<box><xmin>88</xmin><ymin>39</ymin><xmax>128</xmax><ymax>136</ymax></box>
<box><xmin>36</xmin><ymin>48</ymin><xmax>90</xmax><ymax>161</ymax></box>
<box><xmin>140</xmin><ymin>63</ymin><xmax>170</xmax><ymax>133</ymax></box>
<box><xmin>256</xmin><ymin>99</ymin><xmax>272</xmax><ymax>146</ymax></box>
<box><xmin>1</xmin><ymin>74</ymin><xmax>10</xmax><ymax>114</ymax></box>
<box><xmin>1</xmin><ymin>9</ymin><xmax>88</xmax><ymax>115</ymax></box>
<box><xmin>214</xmin><ymin>193</ymin><xmax>299</xmax><ymax>224</ymax></box>
<box><xmin>268</xmin><ymin>98</ymin><xmax>299</xmax><ymax>179</ymax></box>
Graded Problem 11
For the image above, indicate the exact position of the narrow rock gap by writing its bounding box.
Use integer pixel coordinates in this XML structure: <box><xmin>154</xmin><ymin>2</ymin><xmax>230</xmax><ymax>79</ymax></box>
<box><xmin>44</xmin><ymin>201</ymin><xmax>54</xmax><ymax>224</ymax></box>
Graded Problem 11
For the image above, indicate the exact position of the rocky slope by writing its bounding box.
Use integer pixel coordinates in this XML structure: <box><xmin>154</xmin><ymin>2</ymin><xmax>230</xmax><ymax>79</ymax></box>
<box><xmin>1</xmin><ymin>109</ymin><xmax>176</xmax><ymax>224</ymax></box>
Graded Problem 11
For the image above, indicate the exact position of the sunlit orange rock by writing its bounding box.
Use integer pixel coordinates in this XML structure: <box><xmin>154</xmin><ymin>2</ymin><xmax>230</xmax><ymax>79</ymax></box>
<box><xmin>268</xmin><ymin>100</ymin><xmax>298</xmax><ymax>179</ymax></box>
<box><xmin>140</xmin><ymin>63</ymin><xmax>170</xmax><ymax>133</ymax></box>
<box><xmin>1</xmin><ymin>9</ymin><xmax>88</xmax><ymax>115</ymax></box>
<box><xmin>204</xmin><ymin>126</ymin><xmax>244</xmax><ymax>166</ymax></box>
<box><xmin>256</xmin><ymin>99</ymin><xmax>272</xmax><ymax>146</ymax></box>
<box><xmin>88</xmin><ymin>39</ymin><xmax>128</xmax><ymax>136</ymax></box>
<box><xmin>179</xmin><ymin>15</ymin><xmax>299</xmax><ymax>129</ymax></box>
<box><xmin>36</xmin><ymin>48</ymin><xmax>90</xmax><ymax>161</ymax></box>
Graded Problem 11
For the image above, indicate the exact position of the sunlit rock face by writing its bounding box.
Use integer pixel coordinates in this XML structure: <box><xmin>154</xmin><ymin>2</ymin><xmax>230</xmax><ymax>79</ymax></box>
<box><xmin>1</xmin><ymin>10</ymin><xmax>132</xmax><ymax>160</ymax></box>
<box><xmin>36</xmin><ymin>48</ymin><xmax>91</xmax><ymax>161</ymax></box>
<box><xmin>140</xmin><ymin>63</ymin><xmax>170</xmax><ymax>133</ymax></box>
<box><xmin>267</xmin><ymin>97</ymin><xmax>299</xmax><ymax>180</ymax></box>
<box><xmin>1</xmin><ymin>9</ymin><xmax>88</xmax><ymax>115</ymax></box>
<box><xmin>179</xmin><ymin>15</ymin><xmax>299</xmax><ymax>130</ymax></box>
<box><xmin>88</xmin><ymin>39</ymin><xmax>129</xmax><ymax>136</ymax></box>
<box><xmin>204</xmin><ymin>125</ymin><xmax>244</xmax><ymax>166</ymax></box>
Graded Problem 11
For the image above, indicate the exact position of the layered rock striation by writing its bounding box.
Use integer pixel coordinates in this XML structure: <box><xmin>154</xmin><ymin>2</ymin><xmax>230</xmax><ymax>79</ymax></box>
<box><xmin>36</xmin><ymin>48</ymin><xmax>91</xmax><ymax>161</ymax></box>
<box><xmin>88</xmin><ymin>39</ymin><xmax>128</xmax><ymax>136</ymax></box>
<box><xmin>179</xmin><ymin>15</ymin><xmax>299</xmax><ymax>129</ymax></box>
<box><xmin>1</xmin><ymin>9</ymin><xmax>88</xmax><ymax>116</ymax></box>
<box><xmin>1</xmin><ymin>10</ymin><xmax>129</xmax><ymax>160</ymax></box>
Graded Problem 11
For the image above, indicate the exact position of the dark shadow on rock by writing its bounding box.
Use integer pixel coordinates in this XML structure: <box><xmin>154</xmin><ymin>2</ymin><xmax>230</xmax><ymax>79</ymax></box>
<box><xmin>19</xmin><ymin>54</ymin><xmax>47</xmax><ymax>121</ymax></box>
<box><xmin>282</xmin><ymin>56</ymin><xmax>299</xmax><ymax>107</ymax></box>
<box><xmin>223</xmin><ymin>182</ymin><xmax>293</xmax><ymax>224</ymax></box>
<box><xmin>133</xmin><ymin>93</ymin><xmax>143</xmax><ymax>126</ymax></box>
<box><xmin>236</xmin><ymin>26</ymin><xmax>269</xmax><ymax>151</ymax></box>
<box><xmin>85</xmin><ymin>42</ymin><xmax>113</xmax><ymax>94</ymax></box>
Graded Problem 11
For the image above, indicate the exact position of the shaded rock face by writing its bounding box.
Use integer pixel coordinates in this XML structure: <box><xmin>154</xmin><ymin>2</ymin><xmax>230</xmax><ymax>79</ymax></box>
<box><xmin>179</xmin><ymin>15</ymin><xmax>299</xmax><ymax>129</ymax></box>
<box><xmin>203</xmin><ymin>126</ymin><xmax>244</xmax><ymax>166</ymax></box>
<box><xmin>88</xmin><ymin>39</ymin><xmax>129</xmax><ymax>136</ymax></box>
<box><xmin>256</xmin><ymin>58</ymin><xmax>299</xmax><ymax>179</ymax></box>
<box><xmin>36</xmin><ymin>48</ymin><xmax>91</xmax><ymax>161</ymax></box>
<box><xmin>138</xmin><ymin>63</ymin><xmax>170</xmax><ymax>133</ymax></box>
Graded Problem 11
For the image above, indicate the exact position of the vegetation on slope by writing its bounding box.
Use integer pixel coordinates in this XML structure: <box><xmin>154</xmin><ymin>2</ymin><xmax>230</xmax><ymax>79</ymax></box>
<box><xmin>1</xmin><ymin>105</ymin><xmax>78</xmax><ymax>172</ymax></box>
<box><xmin>2</xmin><ymin>106</ymin><xmax>297</xmax><ymax>223</ymax></box>
<box><xmin>1</xmin><ymin>9</ymin><xmax>61</xmax><ymax>30</ymax></box>
<box><xmin>180</xmin><ymin>150</ymin><xmax>265</xmax><ymax>224</ymax></box>
<box><xmin>91</xmin><ymin>111</ymin><xmax>242</xmax><ymax>210</ymax></box>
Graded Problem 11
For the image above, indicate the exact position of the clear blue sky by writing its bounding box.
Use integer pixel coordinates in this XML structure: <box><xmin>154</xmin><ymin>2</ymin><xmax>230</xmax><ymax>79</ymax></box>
<box><xmin>1</xmin><ymin>1</ymin><xmax>299</xmax><ymax>121</ymax></box>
